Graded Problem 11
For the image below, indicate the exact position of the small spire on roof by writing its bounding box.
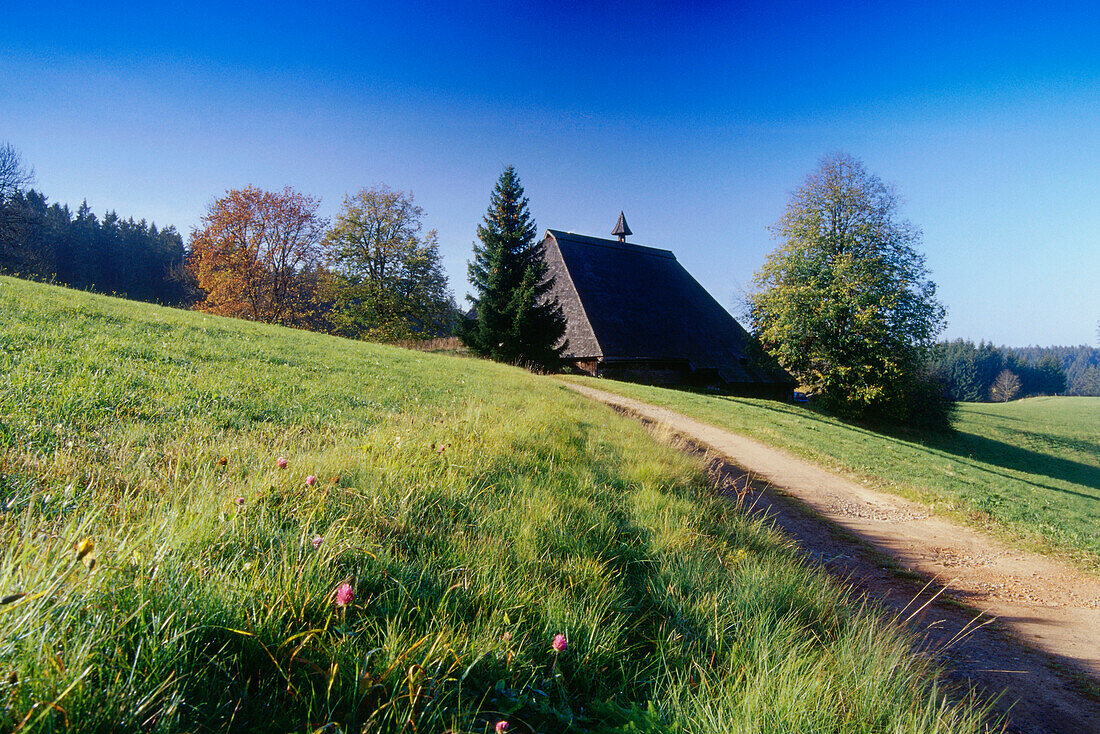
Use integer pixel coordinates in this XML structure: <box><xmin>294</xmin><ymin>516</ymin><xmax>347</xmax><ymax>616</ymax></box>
<box><xmin>612</xmin><ymin>211</ymin><xmax>632</xmax><ymax>243</ymax></box>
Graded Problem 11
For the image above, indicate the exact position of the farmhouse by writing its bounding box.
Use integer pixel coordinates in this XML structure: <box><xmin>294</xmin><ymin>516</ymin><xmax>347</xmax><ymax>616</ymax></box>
<box><xmin>541</xmin><ymin>214</ymin><xmax>793</xmax><ymax>396</ymax></box>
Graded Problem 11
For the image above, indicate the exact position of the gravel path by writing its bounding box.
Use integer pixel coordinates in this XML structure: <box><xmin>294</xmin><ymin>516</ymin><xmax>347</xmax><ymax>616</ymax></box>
<box><xmin>565</xmin><ymin>382</ymin><xmax>1100</xmax><ymax>734</ymax></box>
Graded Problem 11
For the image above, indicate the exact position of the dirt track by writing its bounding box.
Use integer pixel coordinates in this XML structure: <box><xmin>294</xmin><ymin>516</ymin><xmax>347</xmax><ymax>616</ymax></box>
<box><xmin>565</xmin><ymin>382</ymin><xmax>1100</xmax><ymax>734</ymax></box>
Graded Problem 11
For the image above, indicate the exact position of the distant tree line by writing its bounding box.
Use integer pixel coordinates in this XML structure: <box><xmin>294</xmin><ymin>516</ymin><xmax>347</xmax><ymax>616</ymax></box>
<box><xmin>0</xmin><ymin>144</ymin><xmax>193</xmax><ymax>305</ymax></box>
<box><xmin>1003</xmin><ymin>344</ymin><xmax>1100</xmax><ymax>397</ymax></box>
<box><xmin>0</xmin><ymin>143</ymin><xmax>463</xmax><ymax>341</ymax></box>
<box><xmin>926</xmin><ymin>340</ymin><xmax>1099</xmax><ymax>401</ymax></box>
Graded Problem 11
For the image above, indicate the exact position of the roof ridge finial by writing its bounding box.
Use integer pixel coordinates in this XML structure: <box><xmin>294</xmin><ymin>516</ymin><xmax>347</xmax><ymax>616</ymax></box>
<box><xmin>612</xmin><ymin>211</ymin><xmax>632</xmax><ymax>243</ymax></box>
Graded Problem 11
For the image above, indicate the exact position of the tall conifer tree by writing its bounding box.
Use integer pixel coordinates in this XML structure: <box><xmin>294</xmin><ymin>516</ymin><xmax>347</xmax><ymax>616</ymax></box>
<box><xmin>459</xmin><ymin>166</ymin><xmax>566</xmax><ymax>369</ymax></box>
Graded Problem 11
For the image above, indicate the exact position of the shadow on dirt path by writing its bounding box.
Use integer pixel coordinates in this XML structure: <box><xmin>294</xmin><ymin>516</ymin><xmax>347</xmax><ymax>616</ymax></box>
<box><xmin>564</xmin><ymin>382</ymin><xmax>1100</xmax><ymax>734</ymax></box>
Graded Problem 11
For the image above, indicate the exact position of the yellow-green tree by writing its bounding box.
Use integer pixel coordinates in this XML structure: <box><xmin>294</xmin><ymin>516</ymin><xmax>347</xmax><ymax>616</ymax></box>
<box><xmin>324</xmin><ymin>186</ymin><xmax>454</xmax><ymax>341</ymax></box>
<box><xmin>750</xmin><ymin>153</ymin><xmax>950</xmax><ymax>427</ymax></box>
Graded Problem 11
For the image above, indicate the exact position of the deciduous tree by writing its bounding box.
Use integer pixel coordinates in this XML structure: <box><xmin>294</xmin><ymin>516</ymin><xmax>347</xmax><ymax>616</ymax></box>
<box><xmin>990</xmin><ymin>369</ymin><xmax>1021</xmax><ymax>402</ymax></box>
<box><xmin>187</xmin><ymin>186</ymin><xmax>328</xmax><ymax>325</ymax></box>
<box><xmin>750</xmin><ymin>153</ymin><xmax>950</xmax><ymax>427</ymax></box>
<box><xmin>0</xmin><ymin>142</ymin><xmax>35</xmax><ymax>256</ymax></box>
<box><xmin>459</xmin><ymin>166</ymin><xmax>565</xmax><ymax>370</ymax></box>
<box><xmin>324</xmin><ymin>186</ymin><xmax>454</xmax><ymax>341</ymax></box>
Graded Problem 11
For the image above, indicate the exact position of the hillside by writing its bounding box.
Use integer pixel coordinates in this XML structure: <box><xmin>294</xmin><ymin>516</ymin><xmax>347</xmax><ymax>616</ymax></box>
<box><xmin>560</xmin><ymin>377</ymin><xmax>1100</xmax><ymax>569</ymax></box>
<box><xmin>0</xmin><ymin>276</ymin><xmax>994</xmax><ymax>732</ymax></box>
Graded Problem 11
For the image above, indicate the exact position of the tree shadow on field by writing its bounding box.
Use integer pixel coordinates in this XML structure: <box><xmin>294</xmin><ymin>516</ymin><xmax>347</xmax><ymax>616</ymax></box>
<box><xmin>688</xmin><ymin>391</ymin><xmax>1100</xmax><ymax>503</ymax></box>
<box><xmin>922</xmin><ymin>431</ymin><xmax>1100</xmax><ymax>501</ymax></box>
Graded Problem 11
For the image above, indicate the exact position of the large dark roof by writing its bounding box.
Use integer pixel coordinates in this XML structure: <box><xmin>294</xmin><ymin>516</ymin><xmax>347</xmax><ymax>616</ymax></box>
<box><xmin>542</xmin><ymin>229</ymin><xmax>790</xmax><ymax>385</ymax></box>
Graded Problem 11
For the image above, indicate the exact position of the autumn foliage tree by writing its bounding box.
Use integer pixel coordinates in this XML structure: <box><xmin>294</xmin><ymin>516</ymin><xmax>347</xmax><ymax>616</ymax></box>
<box><xmin>187</xmin><ymin>186</ymin><xmax>329</xmax><ymax>326</ymax></box>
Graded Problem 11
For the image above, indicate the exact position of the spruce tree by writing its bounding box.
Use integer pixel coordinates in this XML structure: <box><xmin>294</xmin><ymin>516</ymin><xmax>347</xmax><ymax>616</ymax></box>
<box><xmin>459</xmin><ymin>166</ymin><xmax>566</xmax><ymax>370</ymax></box>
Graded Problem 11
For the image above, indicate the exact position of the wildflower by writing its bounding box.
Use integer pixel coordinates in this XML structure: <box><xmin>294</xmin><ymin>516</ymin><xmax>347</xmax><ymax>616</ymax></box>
<box><xmin>552</xmin><ymin>633</ymin><xmax>567</xmax><ymax>653</ymax></box>
<box><xmin>75</xmin><ymin>538</ymin><xmax>97</xmax><ymax>570</ymax></box>
<box><xmin>495</xmin><ymin>722</ymin><xmax>509</xmax><ymax>734</ymax></box>
<box><xmin>311</xmin><ymin>535</ymin><xmax>323</xmax><ymax>549</ymax></box>
<box><xmin>235</xmin><ymin>497</ymin><xmax>245</xmax><ymax>507</ymax></box>
<box><xmin>75</xmin><ymin>538</ymin><xmax>95</xmax><ymax>561</ymax></box>
<box><xmin>305</xmin><ymin>475</ymin><xmax>317</xmax><ymax>486</ymax></box>
<box><xmin>276</xmin><ymin>456</ymin><xmax>288</xmax><ymax>469</ymax></box>
<box><xmin>335</xmin><ymin>583</ymin><xmax>354</xmax><ymax>607</ymax></box>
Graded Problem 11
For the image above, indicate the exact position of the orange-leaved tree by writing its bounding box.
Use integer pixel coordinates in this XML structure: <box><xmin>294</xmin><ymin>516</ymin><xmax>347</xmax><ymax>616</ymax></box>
<box><xmin>187</xmin><ymin>186</ymin><xmax>330</xmax><ymax>326</ymax></box>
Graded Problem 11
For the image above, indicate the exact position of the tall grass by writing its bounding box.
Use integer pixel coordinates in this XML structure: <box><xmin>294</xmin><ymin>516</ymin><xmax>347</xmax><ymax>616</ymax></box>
<box><xmin>0</xmin><ymin>277</ymin><xmax>994</xmax><ymax>732</ymax></box>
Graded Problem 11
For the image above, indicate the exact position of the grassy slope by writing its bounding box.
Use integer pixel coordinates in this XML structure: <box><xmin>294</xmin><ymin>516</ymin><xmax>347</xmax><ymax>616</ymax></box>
<box><xmin>560</xmin><ymin>376</ymin><xmax>1100</xmax><ymax>570</ymax></box>
<box><xmin>0</xmin><ymin>277</ymin><xmax>991</xmax><ymax>733</ymax></box>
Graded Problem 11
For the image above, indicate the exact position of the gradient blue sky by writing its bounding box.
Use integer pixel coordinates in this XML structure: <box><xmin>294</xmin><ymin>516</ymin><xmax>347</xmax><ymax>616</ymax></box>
<box><xmin>3</xmin><ymin>1</ymin><xmax>1099</xmax><ymax>346</ymax></box>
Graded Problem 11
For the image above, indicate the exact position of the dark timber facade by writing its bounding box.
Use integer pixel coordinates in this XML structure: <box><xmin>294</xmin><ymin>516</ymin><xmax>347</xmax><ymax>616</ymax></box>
<box><xmin>541</xmin><ymin>228</ymin><xmax>793</xmax><ymax>396</ymax></box>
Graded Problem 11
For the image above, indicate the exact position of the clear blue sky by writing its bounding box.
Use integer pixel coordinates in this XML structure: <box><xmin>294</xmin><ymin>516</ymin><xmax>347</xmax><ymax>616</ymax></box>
<box><xmin>3</xmin><ymin>1</ymin><xmax>1099</xmax><ymax>346</ymax></box>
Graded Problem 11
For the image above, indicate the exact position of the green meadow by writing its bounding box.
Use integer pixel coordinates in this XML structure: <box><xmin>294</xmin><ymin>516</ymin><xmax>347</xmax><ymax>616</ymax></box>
<box><xmin>0</xmin><ymin>276</ymin><xmax>992</xmax><ymax>732</ymax></box>
<box><xmin>561</xmin><ymin>377</ymin><xmax>1100</xmax><ymax>570</ymax></box>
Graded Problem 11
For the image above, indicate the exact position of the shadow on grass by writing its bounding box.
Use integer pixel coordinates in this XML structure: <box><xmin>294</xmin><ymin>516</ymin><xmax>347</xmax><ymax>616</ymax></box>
<box><xmin>599</xmin><ymin>397</ymin><xmax>1100</xmax><ymax>731</ymax></box>
<box><xmin>924</xmin><ymin>432</ymin><xmax>1100</xmax><ymax>500</ymax></box>
<box><xmin>658</xmin><ymin>388</ymin><xmax>1100</xmax><ymax>503</ymax></box>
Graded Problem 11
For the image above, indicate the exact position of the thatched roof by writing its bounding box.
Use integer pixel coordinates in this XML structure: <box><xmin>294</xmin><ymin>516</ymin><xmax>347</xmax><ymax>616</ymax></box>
<box><xmin>541</xmin><ymin>229</ymin><xmax>791</xmax><ymax>386</ymax></box>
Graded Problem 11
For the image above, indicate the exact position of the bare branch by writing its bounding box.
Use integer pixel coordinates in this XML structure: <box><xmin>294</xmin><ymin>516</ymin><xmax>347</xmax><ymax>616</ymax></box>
<box><xmin>0</xmin><ymin>143</ymin><xmax>34</xmax><ymax>201</ymax></box>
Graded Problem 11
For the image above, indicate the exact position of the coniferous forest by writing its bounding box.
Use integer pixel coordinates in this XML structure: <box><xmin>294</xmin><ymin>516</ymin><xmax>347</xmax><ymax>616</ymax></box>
<box><xmin>930</xmin><ymin>339</ymin><xmax>1100</xmax><ymax>399</ymax></box>
<box><xmin>0</xmin><ymin>188</ymin><xmax>194</xmax><ymax>306</ymax></box>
